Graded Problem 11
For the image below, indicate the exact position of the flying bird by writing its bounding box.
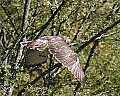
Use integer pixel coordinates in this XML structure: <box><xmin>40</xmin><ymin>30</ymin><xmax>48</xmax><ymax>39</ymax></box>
<box><xmin>20</xmin><ymin>36</ymin><xmax>85</xmax><ymax>83</ymax></box>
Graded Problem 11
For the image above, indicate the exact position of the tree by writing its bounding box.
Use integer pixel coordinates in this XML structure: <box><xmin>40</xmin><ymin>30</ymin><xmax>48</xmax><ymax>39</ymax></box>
<box><xmin>0</xmin><ymin>0</ymin><xmax>120</xmax><ymax>95</ymax></box>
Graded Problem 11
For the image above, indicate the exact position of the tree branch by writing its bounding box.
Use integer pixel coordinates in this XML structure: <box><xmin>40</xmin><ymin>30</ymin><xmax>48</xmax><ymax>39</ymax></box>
<box><xmin>16</xmin><ymin>0</ymin><xmax>31</xmax><ymax>64</ymax></box>
<box><xmin>0</xmin><ymin>4</ymin><xmax>18</xmax><ymax>34</ymax></box>
<box><xmin>17</xmin><ymin>63</ymin><xmax>62</xmax><ymax>96</ymax></box>
<box><xmin>21</xmin><ymin>0</ymin><xmax>31</xmax><ymax>38</ymax></box>
<box><xmin>34</xmin><ymin>0</ymin><xmax>66</xmax><ymax>39</ymax></box>
<box><xmin>57</xmin><ymin>6</ymin><xmax>80</xmax><ymax>35</ymax></box>
<box><xmin>72</xmin><ymin>3</ymin><xmax>93</xmax><ymax>41</ymax></box>
<box><xmin>76</xmin><ymin>19</ymin><xmax>120</xmax><ymax>52</ymax></box>
<box><xmin>74</xmin><ymin>40</ymin><xmax>99</xmax><ymax>95</ymax></box>
<box><xmin>84</xmin><ymin>40</ymin><xmax>99</xmax><ymax>73</ymax></box>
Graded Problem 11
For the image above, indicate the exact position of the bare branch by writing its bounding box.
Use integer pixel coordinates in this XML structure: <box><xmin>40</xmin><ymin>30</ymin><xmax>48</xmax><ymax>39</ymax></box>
<box><xmin>106</xmin><ymin>2</ymin><xmax>118</xmax><ymax>20</ymax></box>
<box><xmin>16</xmin><ymin>0</ymin><xmax>31</xmax><ymax>64</ymax></box>
<box><xmin>34</xmin><ymin>0</ymin><xmax>66</xmax><ymax>39</ymax></box>
<box><xmin>21</xmin><ymin>0</ymin><xmax>31</xmax><ymax>39</ymax></box>
<box><xmin>74</xmin><ymin>40</ymin><xmax>99</xmax><ymax>94</ymax></box>
<box><xmin>21</xmin><ymin>0</ymin><xmax>31</xmax><ymax>33</ymax></box>
<box><xmin>0</xmin><ymin>4</ymin><xmax>18</xmax><ymax>34</ymax></box>
<box><xmin>17</xmin><ymin>63</ymin><xmax>62</xmax><ymax>96</ymax></box>
<box><xmin>72</xmin><ymin>3</ymin><xmax>93</xmax><ymax>41</ymax></box>
<box><xmin>76</xmin><ymin>19</ymin><xmax>120</xmax><ymax>52</ymax></box>
<box><xmin>84</xmin><ymin>40</ymin><xmax>99</xmax><ymax>73</ymax></box>
<box><xmin>57</xmin><ymin>6</ymin><xmax>80</xmax><ymax>35</ymax></box>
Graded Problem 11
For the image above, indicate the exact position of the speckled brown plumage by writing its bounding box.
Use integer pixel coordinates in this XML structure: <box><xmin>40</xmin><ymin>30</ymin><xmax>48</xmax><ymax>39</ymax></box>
<box><xmin>20</xmin><ymin>36</ymin><xmax>85</xmax><ymax>83</ymax></box>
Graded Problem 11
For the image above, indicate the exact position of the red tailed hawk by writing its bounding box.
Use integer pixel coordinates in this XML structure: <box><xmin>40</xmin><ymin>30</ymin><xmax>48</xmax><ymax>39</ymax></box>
<box><xmin>20</xmin><ymin>36</ymin><xmax>85</xmax><ymax>83</ymax></box>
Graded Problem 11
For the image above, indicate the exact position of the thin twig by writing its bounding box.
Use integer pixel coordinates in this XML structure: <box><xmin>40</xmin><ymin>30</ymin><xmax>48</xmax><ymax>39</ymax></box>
<box><xmin>84</xmin><ymin>40</ymin><xmax>99</xmax><ymax>73</ymax></box>
<box><xmin>72</xmin><ymin>3</ymin><xmax>93</xmax><ymax>41</ymax></box>
<box><xmin>34</xmin><ymin>0</ymin><xmax>66</xmax><ymax>39</ymax></box>
<box><xmin>16</xmin><ymin>0</ymin><xmax>31</xmax><ymax>64</ymax></box>
<box><xmin>56</xmin><ymin>6</ymin><xmax>80</xmax><ymax>35</ymax></box>
<box><xmin>76</xmin><ymin>19</ymin><xmax>120</xmax><ymax>53</ymax></box>
<box><xmin>74</xmin><ymin>40</ymin><xmax>99</xmax><ymax>95</ymax></box>
<box><xmin>21</xmin><ymin>0</ymin><xmax>31</xmax><ymax>34</ymax></box>
<box><xmin>0</xmin><ymin>4</ymin><xmax>18</xmax><ymax>34</ymax></box>
<box><xmin>17</xmin><ymin>63</ymin><xmax>62</xmax><ymax>96</ymax></box>
<box><xmin>48</xmin><ymin>54</ymin><xmax>54</xmax><ymax>88</ymax></box>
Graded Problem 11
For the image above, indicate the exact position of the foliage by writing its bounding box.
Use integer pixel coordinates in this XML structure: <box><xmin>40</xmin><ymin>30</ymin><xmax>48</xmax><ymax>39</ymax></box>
<box><xmin>0</xmin><ymin>0</ymin><xmax>120</xmax><ymax>95</ymax></box>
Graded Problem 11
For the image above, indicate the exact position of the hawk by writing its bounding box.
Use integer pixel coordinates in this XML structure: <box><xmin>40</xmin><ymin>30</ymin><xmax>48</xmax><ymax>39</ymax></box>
<box><xmin>20</xmin><ymin>36</ymin><xmax>85</xmax><ymax>83</ymax></box>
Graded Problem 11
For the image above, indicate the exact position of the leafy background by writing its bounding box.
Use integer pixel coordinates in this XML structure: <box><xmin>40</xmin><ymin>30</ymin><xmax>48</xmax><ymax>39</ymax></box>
<box><xmin>0</xmin><ymin>0</ymin><xmax>120</xmax><ymax>96</ymax></box>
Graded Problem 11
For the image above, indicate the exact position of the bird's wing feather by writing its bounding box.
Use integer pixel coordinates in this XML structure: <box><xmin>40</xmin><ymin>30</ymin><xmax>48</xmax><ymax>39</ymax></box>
<box><xmin>20</xmin><ymin>39</ymin><xmax>48</xmax><ymax>51</ymax></box>
<box><xmin>24</xmin><ymin>49</ymin><xmax>48</xmax><ymax>67</ymax></box>
<box><xmin>20</xmin><ymin>36</ymin><xmax>85</xmax><ymax>83</ymax></box>
<box><xmin>20</xmin><ymin>39</ymin><xmax>48</xmax><ymax>66</ymax></box>
<box><xmin>47</xmin><ymin>36</ymin><xmax>85</xmax><ymax>83</ymax></box>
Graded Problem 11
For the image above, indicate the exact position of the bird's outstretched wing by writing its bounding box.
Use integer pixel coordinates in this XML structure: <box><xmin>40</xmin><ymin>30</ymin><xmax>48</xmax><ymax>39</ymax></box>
<box><xmin>45</xmin><ymin>36</ymin><xmax>85</xmax><ymax>83</ymax></box>
<box><xmin>20</xmin><ymin>39</ymin><xmax>48</xmax><ymax>51</ymax></box>
<box><xmin>23</xmin><ymin>49</ymin><xmax>48</xmax><ymax>67</ymax></box>
<box><xmin>20</xmin><ymin>36</ymin><xmax>85</xmax><ymax>83</ymax></box>
<box><xmin>20</xmin><ymin>39</ymin><xmax>48</xmax><ymax>66</ymax></box>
